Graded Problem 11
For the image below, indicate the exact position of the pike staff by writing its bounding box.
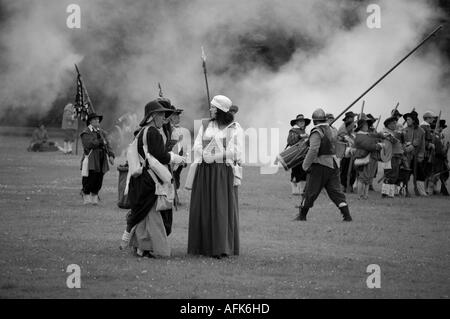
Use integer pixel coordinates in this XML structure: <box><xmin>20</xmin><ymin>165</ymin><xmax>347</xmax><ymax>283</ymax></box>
<box><xmin>201</xmin><ymin>46</ymin><xmax>211</xmax><ymax>113</ymax></box>
<box><xmin>330</xmin><ymin>25</ymin><xmax>443</xmax><ymax>126</ymax></box>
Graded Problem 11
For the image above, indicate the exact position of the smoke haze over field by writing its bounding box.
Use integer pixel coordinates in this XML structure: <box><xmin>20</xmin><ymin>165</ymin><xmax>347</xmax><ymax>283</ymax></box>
<box><xmin>0</xmin><ymin>0</ymin><xmax>448</xmax><ymax>145</ymax></box>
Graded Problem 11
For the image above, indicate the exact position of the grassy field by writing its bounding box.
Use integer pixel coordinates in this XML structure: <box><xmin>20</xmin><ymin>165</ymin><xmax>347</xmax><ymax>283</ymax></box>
<box><xmin>0</xmin><ymin>135</ymin><xmax>449</xmax><ymax>299</ymax></box>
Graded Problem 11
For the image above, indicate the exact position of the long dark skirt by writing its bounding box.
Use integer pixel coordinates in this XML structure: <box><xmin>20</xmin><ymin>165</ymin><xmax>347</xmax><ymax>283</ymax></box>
<box><xmin>126</xmin><ymin>170</ymin><xmax>173</xmax><ymax>236</ymax></box>
<box><xmin>188</xmin><ymin>163</ymin><xmax>239</xmax><ymax>257</ymax></box>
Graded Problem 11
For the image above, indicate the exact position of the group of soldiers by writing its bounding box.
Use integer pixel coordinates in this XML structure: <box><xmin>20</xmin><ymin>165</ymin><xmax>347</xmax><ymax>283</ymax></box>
<box><xmin>287</xmin><ymin>107</ymin><xmax>449</xmax><ymax>203</ymax></box>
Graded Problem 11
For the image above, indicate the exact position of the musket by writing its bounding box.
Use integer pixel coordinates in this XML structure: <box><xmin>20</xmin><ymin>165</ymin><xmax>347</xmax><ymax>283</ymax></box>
<box><xmin>375</xmin><ymin>115</ymin><xmax>382</xmax><ymax>130</ymax></box>
<box><xmin>75</xmin><ymin>64</ymin><xmax>95</xmax><ymax>113</ymax></box>
<box><xmin>201</xmin><ymin>46</ymin><xmax>211</xmax><ymax>112</ymax></box>
<box><xmin>330</xmin><ymin>25</ymin><xmax>443</xmax><ymax>126</ymax></box>
<box><xmin>158</xmin><ymin>82</ymin><xmax>163</xmax><ymax>97</ymax></box>
<box><xmin>359</xmin><ymin>100</ymin><xmax>365</xmax><ymax>120</ymax></box>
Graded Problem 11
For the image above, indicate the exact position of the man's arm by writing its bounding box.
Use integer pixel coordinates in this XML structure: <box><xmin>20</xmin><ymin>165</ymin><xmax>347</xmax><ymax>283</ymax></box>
<box><xmin>302</xmin><ymin>131</ymin><xmax>321</xmax><ymax>172</ymax></box>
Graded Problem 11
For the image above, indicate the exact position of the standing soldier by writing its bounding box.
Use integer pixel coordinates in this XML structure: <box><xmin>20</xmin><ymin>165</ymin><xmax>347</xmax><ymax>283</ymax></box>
<box><xmin>366</xmin><ymin>113</ymin><xmax>379</xmax><ymax>191</ymax></box>
<box><xmin>338</xmin><ymin>112</ymin><xmax>357</xmax><ymax>192</ymax></box>
<box><xmin>381</xmin><ymin>117</ymin><xmax>403</xmax><ymax>198</ymax></box>
<box><xmin>287</xmin><ymin>114</ymin><xmax>311</xmax><ymax>195</ymax></box>
<box><xmin>353</xmin><ymin>119</ymin><xmax>385</xmax><ymax>199</ymax></box>
<box><xmin>391</xmin><ymin>109</ymin><xmax>404</xmax><ymax>131</ymax></box>
<box><xmin>294</xmin><ymin>108</ymin><xmax>352</xmax><ymax>222</ymax></box>
<box><xmin>429</xmin><ymin>119</ymin><xmax>449</xmax><ymax>195</ymax></box>
<box><xmin>402</xmin><ymin>110</ymin><xmax>426</xmax><ymax>196</ymax></box>
<box><xmin>61</xmin><ymin>103</ymin><xmax>78</xmax><ymax>154</ymax></box>
<box><xmin>80</xmin><ymin>113</ymin><xmax>115</xmax><ymax>205</ymax></box>
<box><xmin>420</xmin><ymin>111</ymin><xmax>436</xmax><ymax>192</ymax></box>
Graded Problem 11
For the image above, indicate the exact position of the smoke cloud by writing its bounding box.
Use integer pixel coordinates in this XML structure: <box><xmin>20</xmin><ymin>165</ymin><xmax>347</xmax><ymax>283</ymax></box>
<box><xmin>0</xmin><ymin>0</ymin><xmax>448</xmax><ymax>147</ymax></box>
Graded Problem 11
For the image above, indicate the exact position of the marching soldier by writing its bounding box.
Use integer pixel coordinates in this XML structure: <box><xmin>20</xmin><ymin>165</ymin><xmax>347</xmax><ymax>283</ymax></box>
<box><xmin>294</xmin><ymin>108</ymin><xmax>352</xmax><ymax>222</ymax></box>
<box><xmin>287</xmin><ymin>114</ymin><xmax>311</xmax><ymax>195</ymax></box>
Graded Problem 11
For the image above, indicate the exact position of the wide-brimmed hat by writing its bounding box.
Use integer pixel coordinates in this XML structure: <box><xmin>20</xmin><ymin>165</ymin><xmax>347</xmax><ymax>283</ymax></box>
<box><xmin>290</xmin><ymin>114</ymin><xmax>311</xmax><ymax>127</ymax></box>
<box><xmin>432</xmin><ymin>119</ymin><xmax>447</xmax><ymax>130</ymax></box>
<box><xmin>384</xmin><ymin>116</ymin><xmax>398</xmax><ymax>127</ymax></box>
<box><xmin>343</xmin><ymin>111</ymin><xmax>357</xmax><ymax>121</ymax></box>
<box><xmin>366</xmin><ymin>113</ymin><xmax>376</xmax><ymax>125</ymax></box>
<box><xmin>354</xmin><ymin>119</ymin><xmax>368</xmax><ymax>132</ymax></box>
<box><xmin>403</xmin><ymin>110</ymin><xmax>418</xmax><ymax>122</ymax></box>
<box><xmin>139</xmin><ymin>100</ymin><xmax>175</xmax><ymax>127</ymax></box>
<box><xmin>391</xmin><ymin>109</ymin><xmax>403</xmax><ymax>118</ymax></box>
<box><xmin>87</xmin><ymin>113</ymin><xmax>103</xmax><ymax>125</ymax></box>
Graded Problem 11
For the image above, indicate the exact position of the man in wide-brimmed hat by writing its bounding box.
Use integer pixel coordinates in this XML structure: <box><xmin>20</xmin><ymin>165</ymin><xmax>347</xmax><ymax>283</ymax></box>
<box><xmin>287</xmin><ymin>114</ymin><xmax>311</xmax><ymax>195</ymax></box>
<box><xmin>428</xmin><ymin>118</ymin><xmax>449</xmax><ymax>196</ymax></box>
<box><xmin>402</xmin><ymin>110</ymin><xmax>427</xmax><ymax>196</ymax></box>
<box><xmin>391</xmin><ymin>109</ymin><xmax>404</xmax><ymax>130</ymax></box>
<box><xmin>294</xmin><ymin>108</ymin><xmax>352</xmax><ymax>222</ymax></box>
<box><xmin>80</xmin><ymin>112</ymin><xmax>115</xmax><ymax>205</ymax></box>
<box><xmin>338</xmin><ymin>111</ymin><xmax>357</xmax><ymax>193</ymax></box>
<box><xmin>353</xmin><ymin>119</ymin><xmax>386</xmax><ymax>199</ymax></box>
<box><xmin>420</xmin><ymin>111</ymin><xmax>437</xmax><ymax>190</ymax></box>
<box><xmin>365</xmin><ymin>114</ymin><xmax>377</xmax><ymax>132</ymax></box>
<box><xmin>380</xmin><ymin>116</ymin><xmax>404</xmax><ymax>197</ymax></box>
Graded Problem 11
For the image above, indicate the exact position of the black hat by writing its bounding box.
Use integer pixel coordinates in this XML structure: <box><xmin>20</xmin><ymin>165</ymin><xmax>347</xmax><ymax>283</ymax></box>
<box><xmin>354</xmin><ymin>119</ymin><xmax>367</xmax><ymax>132</ymax></box>
<box><xmin>290</xmin><ymin>114</ymin><xmax>311</xmax><ymax>127</ymax></box>
<box><xmin>172</xmin><ymin>106</ymin><xmax>184</xmax><ymax>114</ymax></box>
<box><xmin>139</xmin><ymin>100</ymin><xmax>175</xmax><ymax>127</ymax></box>
<box><xmin>391</xmin><ymin>109</ymin><xmax>403</xmax><ymax>118</ymax></box>
<box><xmin>343</xmin><ymin>111</ymin><xmax>357</xmax><ymax>121</ymax></box>
<box><xmin>433</xmin><ymin>119</ymin><xmax>447</xmax><ymax>130</ymax></box>
<box><xmin>87</xmin><ymin>113</ymin><xmax>103</xmax><ymax>125</ymax></box>
<box><xmin>383</xmin><ymin>116</ymin><xmax>397</xmax><ymax>127</ymax></box>
<box><xmin>366</xmin><ymin>113</ymin><xmax>376</xmax><ymax>126</ymax></box>
<box><xmin>403</xmin><ymin>110</ymin><xmax>418</xmax><ymax>122</ymax></box>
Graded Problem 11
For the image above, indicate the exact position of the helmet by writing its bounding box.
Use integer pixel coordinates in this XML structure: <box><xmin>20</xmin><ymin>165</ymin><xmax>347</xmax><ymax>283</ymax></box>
<box><xmin>312</xmin><ymin>108</ymin><xmax>326</xmax><ymax>121</ymax></box>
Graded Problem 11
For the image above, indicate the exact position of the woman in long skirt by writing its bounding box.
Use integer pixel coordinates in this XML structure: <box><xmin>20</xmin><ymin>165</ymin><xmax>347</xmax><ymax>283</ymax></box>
<box><xmin>120</xmin><ymin>100</ymin><xmax>185</xmax><ymax>257</ymax></box>
<box><xmin>188</xmin><ymin>95</ymin><xmax>244</xmax><ymax>258</ymax></box>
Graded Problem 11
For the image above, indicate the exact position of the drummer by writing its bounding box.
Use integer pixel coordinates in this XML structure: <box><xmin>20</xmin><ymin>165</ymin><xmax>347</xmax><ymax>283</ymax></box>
<box><xmin>286</xmin><ymin>114</ymin><xmax>311</xmax><ymax>195</ymax></box>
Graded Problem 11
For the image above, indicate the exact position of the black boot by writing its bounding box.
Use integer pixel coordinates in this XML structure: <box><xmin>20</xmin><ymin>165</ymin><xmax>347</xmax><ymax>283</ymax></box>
<box><xmin>339</xmin><ymin>206</ymin><xmax>352</xmax><ymax>222</ymax></box>
<box><xmin>294</xmin><ymin>207</ymin><xmax>309</xmax><ymax>221</ymax></box>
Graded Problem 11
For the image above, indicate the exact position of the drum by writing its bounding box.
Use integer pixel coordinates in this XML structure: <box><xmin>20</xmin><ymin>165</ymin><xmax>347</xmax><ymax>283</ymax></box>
<box><xmin>277</xmin><ymin>139</ymin><xmax>309</xmax><ymax>171</ymax></box>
